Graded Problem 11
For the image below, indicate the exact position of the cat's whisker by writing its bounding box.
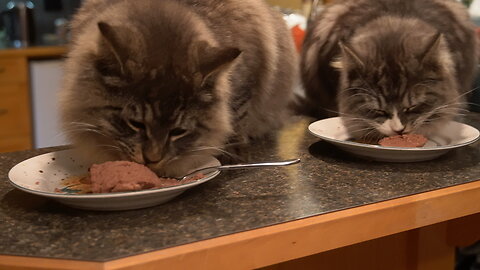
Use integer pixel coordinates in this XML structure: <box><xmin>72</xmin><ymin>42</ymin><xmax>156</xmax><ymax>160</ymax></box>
<box><xmin>348</xmin><ymin>122</ymin><xmax>378</xmax><ymax>130</ymax></box>
<box><xmin>432</xmin><ymin>106</ymin><xmax>467</xmax><ymax>114</ymax></box>
<box><xmin>412</xmin><ymin>111</ymin><xmax>435</xmax><ymax>130</ymax></box>
<box><xmin>429</xmin><ymin>103</ymin><xmax>457</xmax><ymax>113</ymax></box>
<box><xmin>326</xmin><ymin>110</ymin><xmax>376</xmax><ymax>127</ymax></box>
<box><xmin>411</xmin><ymin>105</ymin><xmax>460</xmax><ymax>129</ymax></box>
<box><xmin>67</xmin><ymin>122</ymin><xmax>99</xmax><ymax>128</ymax></box>
<box><xmin>187</xmin><ymin>146</ymin><xmax>244</xmax><ymax>161</ymax></box>
<box><xmin>443</xmin><ymin>101</ymin><xmax>470</xmax><ymax>108</ymax></box>
<box><xmin>63</xmin><ymin>126</ymin><xmax>112</xmax><ymax>138</ymax></box>
<box><xmin>453</xmin><ymin>108</ymin><xmax>471</xmax><ymax>113</ymax></box>
<box><xmin>69</xmin><ymin>121</ymin><xmax>97</xmax><ymax>126</ymax></box>
<box><xmin>323</xmin><ymin>108</ymin><xmax>347</xmax><ymax>116</ymax></box>
<box><xmin>452</xmin><ymin>87</ymin><xmax>480</xmax><ymax>101</ymax></box>
<box><xmin>439</xmin><ymin>110</ymin><xmax>467</xmax><ymax>116</ymax></box>
<box><xmin>340</xmin><ymin>116</ymin><xmax>370</xmax><ymax>122</ymax></box>
<box><xmin>336</xmin><ymin>112</ymin><xmax>376</xmax><ymax>123</ymax></box>
<box><xmin>348</xmin><ymin>126</ymin><xmax>378</xmax><ymax>135</ymax></box>
<box><xmin>354</xmin><ymin>76</ymin><xmax>377</xmax><ymax>94</ymax></box>
<box><xmin>355</xmin><ymin>103</ymin><xmax>374</xmax><ymax>112</ymax></box>
<box><xmin>341</xmin><ymin>117</ymin><xmax>379</xmax><ymax>137</ymax></box>
<box><xmin>340</xmin><ymin>86</ymin><xmax>376</xmax><ymax>94</ymax></box>
<box><xmin>324</xmin><ymin>107</ymin><xmax>371</xmax><ymax>120</ymax></box>
<box><xmin>341</xmin><ymin>93</ymin><xmax>372</xmax><ymax>102</ymax></box>
<box><xmin>63</xmin><ymin>124</ymin><xmax>101</xmax><ymax>131</ymax></box>
<box><xmin>220</xmin><ymin>141</ymin><xmax>249</xmax><ymax>148</ymax></box>
<box><xmin>452</xmin><ymin>101</ymin><xmax>479</xmax><ymax>107</ymax></box>
<box><xmin>342</xmin><ymin>115</ymin><xmax>374</xmax><ymax>122</ymax></box>
<box><xmin>347</xmin><ymin>117</ymin><xmax>379</xmax><ymax>127</ymax></box>
<box><xmin>96</xmin><ymin>144</ymin><xmax>123</xmax><ymax>153</ymax></box>
<box><xmin>47</xmin><ymin>128</ymin><xmax>76</xmax><ymax>141</ymax></box>
<box><xmin>323</xmin><ymin>108</ymin><xmax>372</xmax><ymax>120</ymax></box>
<box><xmin>362</xmin><ymin>128</ymin><xmax>381</xmax><ymax>142</ymax></box>
<box><xmin>62</xmin><ymin>128</ymin><xmax>109</xmax><ymax>138</ymax></box>
<box><xmin>344</xmin><ymin>121</ymin><xmax>370</xmax><ymax>127</ymax></box>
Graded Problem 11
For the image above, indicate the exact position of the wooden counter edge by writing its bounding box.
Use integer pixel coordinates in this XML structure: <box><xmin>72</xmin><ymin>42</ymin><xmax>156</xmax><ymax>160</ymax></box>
<box><xmin>1</xmin><ymin>180</ymin><xmax>480</xmax><ymax>270</ymax></box>
<box><xmin>0</xmin><ymin>46</ymin><xmax>67</xmax><ymax>58</ymax></box>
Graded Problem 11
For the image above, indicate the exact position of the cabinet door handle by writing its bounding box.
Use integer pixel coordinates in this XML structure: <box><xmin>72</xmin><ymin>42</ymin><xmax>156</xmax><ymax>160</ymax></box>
<box><xmin>0</xmin><ymin>108</ymin><xmax>8</xmax><ymax>116</ymax></box>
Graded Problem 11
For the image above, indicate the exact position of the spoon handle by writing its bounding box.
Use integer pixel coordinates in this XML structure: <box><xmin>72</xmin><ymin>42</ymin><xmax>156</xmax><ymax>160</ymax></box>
<box><xmin>179</xmin><ymin>158</ymin><xmax>300</xmax><ymax>180</ymax></box>
<box><xmin>216</xmin><ymin>158</ymin><xmax>300</xmax><ymax>170</ymax></box>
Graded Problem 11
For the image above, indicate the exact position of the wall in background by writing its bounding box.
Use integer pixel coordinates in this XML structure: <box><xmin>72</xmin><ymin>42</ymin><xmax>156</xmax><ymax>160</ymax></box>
<box><xmin>30</xmin><ymin>59</ymin><xmax>67</xmax><ymax>148</ymax></box>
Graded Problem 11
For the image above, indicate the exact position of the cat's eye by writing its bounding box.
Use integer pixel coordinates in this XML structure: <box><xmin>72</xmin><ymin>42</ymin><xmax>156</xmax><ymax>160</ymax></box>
<box><xmin>371</xmin><ymin>109</ymin><xmax>388</xmax><ymax>117</ymax></box>
<box><xmin>404</xmin><ymin>105</ymin><xmax>419</xmax><ymax>114</ymax></box>
<box><xmin>169</xmin><ymin>128</ymin><xmax>187</xmax><ymax>138</ymax></box>
<box><xmin>128</xmin><ymin>120</ymin><xmax>145</xmax><ymax>130</ymax></box>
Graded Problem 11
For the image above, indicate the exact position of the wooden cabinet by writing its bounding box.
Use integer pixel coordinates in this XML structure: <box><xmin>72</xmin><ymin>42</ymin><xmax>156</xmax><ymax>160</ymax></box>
<box><xmin>0</xmin><ymin>58</ymin><xmax>27</xmax><ymax>82</ymax></box>
<box><xmin>0</xmin><ymin>46</ymin><xmax>66</xmax><ymax>153</ymax></box>
<box><xmin>0</xmin><ymin>57</ymin><xmax>32</xmax><ymax>152</ymax></box>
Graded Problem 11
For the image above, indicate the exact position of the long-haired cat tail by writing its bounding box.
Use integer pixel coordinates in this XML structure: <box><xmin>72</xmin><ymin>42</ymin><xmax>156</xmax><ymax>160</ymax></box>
<box><xmin>301</xmin><ymin>0</ymin><xmax>477</xmax><ymax>142</ymax></box>
<box><xmin>59</xmin><ymin>0</ymin><xmax>298</xmax><ymax>177</ymax></box>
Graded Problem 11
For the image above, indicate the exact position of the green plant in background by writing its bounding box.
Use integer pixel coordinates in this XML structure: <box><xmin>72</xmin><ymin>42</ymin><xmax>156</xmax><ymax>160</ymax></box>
<box><xmin>0</xmin><ymin>28</ymin><xmax>6</xmax><ymax>49</ymax></box>
<box><xmin>462</xmin><ymin>0</ymin><xmax>473</xmax><ymax>7</ymax></box>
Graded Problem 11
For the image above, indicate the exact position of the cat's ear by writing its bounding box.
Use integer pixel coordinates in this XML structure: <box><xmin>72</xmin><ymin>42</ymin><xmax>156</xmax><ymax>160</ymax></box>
<box><xmin>97</xmin><ymin>22</ymin><xmax>128</xmax><ymax>74</ymax></box>
<box><xmin>418</xmin><ymin>32</ymin><xmax>442</xmax><ymax>64</ymax></box>
<box><xmin>339</xmin><ymin>42</ymin><xmax>365</xmax><ymax>70</ymax></box>
<box><xmin>193</xmin><ymin>41</ymin><xmax>241</xmax><ymax>81</ymax></box>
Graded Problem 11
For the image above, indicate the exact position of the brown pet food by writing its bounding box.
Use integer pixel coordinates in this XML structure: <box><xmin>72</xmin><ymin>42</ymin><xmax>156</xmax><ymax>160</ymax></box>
<box><xmin>89</xmin><ymin>161</ymin><xmax>204</xmax><ymax>193</ymax></box>
<box><xmin>378</xmin><ymin>134</ymin><xmax>428</xmax><ymax>148</ymax></box>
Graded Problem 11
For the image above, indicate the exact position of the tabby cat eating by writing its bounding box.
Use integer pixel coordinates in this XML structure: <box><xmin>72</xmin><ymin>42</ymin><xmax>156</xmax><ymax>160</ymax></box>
<box><xmin>301</xmin><ymin>0</ymin><xmax>478</xmax><ymax>142</ymax></box>
<box><xmin>60</xmin><ymin>0</ymin><xmax>297</xmax><ymax>177</ymax></box>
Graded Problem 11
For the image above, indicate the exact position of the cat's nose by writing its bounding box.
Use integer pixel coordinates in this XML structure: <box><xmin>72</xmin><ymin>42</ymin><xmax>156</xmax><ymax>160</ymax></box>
<box><xmin>143</xmin><ymin>155</ymin><xmax>161</xmax><ymax>164</ymax></box>
<box><xmin>142</xmin><ymin>142</ymin><xmax>165</xmax><ymax>164</ymax></box>
<box><xmin>143</xmin><ymin>150</ymin><xmax>163</xmax><ymax>164</ymax></box>
<box><xmin>393</xmin><ymin>127</ymin><xmax>405</xmax><ymax>134</ymax></box>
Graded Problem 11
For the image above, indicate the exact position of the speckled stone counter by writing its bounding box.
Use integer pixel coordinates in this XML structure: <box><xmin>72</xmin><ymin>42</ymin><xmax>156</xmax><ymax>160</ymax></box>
<box><xmin>1</xmin><ymin>115</ymin><xmax>479</xmax><ymax>262</ymax></box>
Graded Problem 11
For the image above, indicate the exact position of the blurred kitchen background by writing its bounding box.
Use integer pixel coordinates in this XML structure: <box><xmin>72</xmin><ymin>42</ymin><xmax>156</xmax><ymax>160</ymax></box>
<box><xmin>0</xmin><ymin>0</ymin><xmax>81</xmax><ymax>47</ymax></box>
<box><xmin>0</xmin><ymin>0</ymin><xmax>82</xmax><ymax>155</ymax></box>
<box><xmin>0</xmin><ymin>0</ymin><xmax>478</xmax><ymax>153</ymax></box>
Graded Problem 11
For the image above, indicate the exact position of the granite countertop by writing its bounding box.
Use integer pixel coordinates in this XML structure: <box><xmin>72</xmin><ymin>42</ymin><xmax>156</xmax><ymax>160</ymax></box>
<box><xmin>1</xmin><ymin>115</ymin><xmax>479</xmax><ymax>262</ymax></box>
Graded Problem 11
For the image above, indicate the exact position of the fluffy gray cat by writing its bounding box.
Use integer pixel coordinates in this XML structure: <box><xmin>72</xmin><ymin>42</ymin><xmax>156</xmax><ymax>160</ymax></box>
<box><xmin>301</xmin><ymin>0</ymin><xmax>478</xmax><ymax>142</ymax></box>
<box><xmin>60</xmin><ymin>0</ymin><xmax>297</xmax><ymax>176</ymax></box>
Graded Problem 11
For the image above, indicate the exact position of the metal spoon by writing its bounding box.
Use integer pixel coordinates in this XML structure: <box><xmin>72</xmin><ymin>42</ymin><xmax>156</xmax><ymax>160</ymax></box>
<box><xmin>176</xmin><ymin>158</ymin><xmax>301</xmax><ymax>181</ymax></box>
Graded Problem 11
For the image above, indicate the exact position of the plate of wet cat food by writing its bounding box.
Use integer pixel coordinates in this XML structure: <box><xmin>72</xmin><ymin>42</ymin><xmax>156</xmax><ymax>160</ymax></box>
<box><xmin>8</xmin><ymin>149</ymin><xmax>220</xmax><ymax>211</ymax></box>
<box><xmin>308</xmin><ymin>117</ymin><xmax>480</xmax><ymax>162</ymax></box>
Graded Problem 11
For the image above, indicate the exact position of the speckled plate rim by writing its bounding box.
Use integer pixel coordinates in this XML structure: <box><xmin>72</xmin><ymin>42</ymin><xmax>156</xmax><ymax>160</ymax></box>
<box><xmin>308</xmin><ymin>117</ymin><xmax>480</xmax><ymax>151</ymax></box>
<box><xmin>7</xmin><ymin>150</ymin><xmax>221</xmax><ymax>199</ymax></box>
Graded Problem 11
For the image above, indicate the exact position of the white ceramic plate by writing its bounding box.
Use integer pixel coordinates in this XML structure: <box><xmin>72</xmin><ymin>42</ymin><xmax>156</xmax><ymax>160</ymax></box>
<box><xmin>8</xmin><ymin>149</ymin><xmax>220</xmax><ymax>211</ymax></box>
<box><xmin>308</xmin><ymin>117</ymin><xmax>480</xmax><ymax>162</ymax></box>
